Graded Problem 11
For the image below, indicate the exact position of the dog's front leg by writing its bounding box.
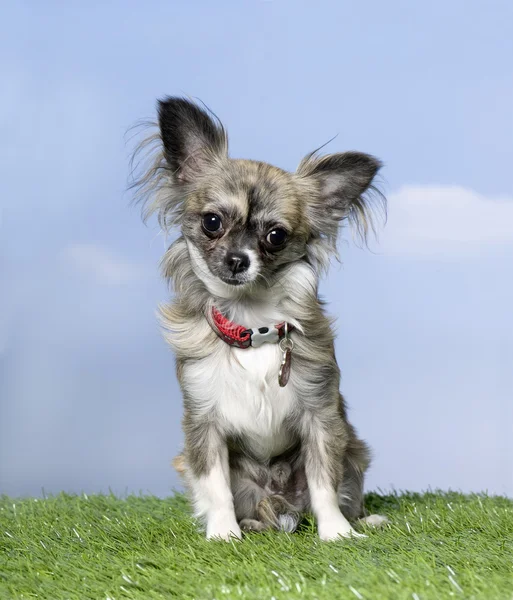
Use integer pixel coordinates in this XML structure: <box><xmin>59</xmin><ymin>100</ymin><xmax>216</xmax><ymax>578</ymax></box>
<box><xmin>301</xmin><ymin>414</ymin><xmax>363</xmax><ymax>541</ymax></box>
<box><xmin>184</xmin><ymin>418</ymin><xmax>241</xmax><ymax>541</ymax></box>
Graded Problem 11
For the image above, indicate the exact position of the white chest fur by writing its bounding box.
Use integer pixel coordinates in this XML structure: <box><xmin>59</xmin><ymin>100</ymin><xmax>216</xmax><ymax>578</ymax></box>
<box><xmin>182</xmin><ymin>307</ymin><xmax>297</xmax><ymax>460</ymax></box>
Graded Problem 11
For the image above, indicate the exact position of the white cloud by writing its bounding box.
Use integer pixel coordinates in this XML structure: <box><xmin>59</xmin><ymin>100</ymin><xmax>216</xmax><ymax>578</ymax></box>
<box><xmin>63</xmin><ymin>244</ymin><xmax>143</xmax><ymax>285</ymax></box>
<box><xmin>378</xmin><ymin>185</ymin><xmax>513</xmax><ymax>256</ymax></box>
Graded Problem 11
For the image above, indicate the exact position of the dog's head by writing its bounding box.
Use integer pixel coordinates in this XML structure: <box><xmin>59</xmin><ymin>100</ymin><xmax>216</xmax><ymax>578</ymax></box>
<box><xmin>137</xmin><ymin>97</ymin><xmax>383</xmax><ymax>294</ymax></box>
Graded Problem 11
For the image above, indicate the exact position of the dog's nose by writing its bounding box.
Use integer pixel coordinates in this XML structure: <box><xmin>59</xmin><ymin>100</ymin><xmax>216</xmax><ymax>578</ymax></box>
<box><xmin>226</xmin><ymin>251</ymin><xmax>250</xmax><ymax>274</ymax></box>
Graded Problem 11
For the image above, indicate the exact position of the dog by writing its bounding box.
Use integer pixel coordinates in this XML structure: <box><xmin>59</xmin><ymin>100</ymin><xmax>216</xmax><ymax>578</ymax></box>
<box><xmin>133</xmin><ymin>97</ymin><xmax>387</xmax><ymax>540</ymax></box>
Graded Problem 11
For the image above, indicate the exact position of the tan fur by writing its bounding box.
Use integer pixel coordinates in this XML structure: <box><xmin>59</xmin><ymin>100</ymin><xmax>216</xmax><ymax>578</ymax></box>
<box><xmin>172</xmin><ymin>454</ymin><xmax>186</xmax><ymax>475</ymax></box>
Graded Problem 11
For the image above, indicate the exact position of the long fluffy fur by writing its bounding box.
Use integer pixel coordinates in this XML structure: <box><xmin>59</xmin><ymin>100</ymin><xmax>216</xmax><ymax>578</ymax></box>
<box><xmin>131</xmin><ymin>97</ymin><xmax>387</xmax><ymax>540</ymax></box>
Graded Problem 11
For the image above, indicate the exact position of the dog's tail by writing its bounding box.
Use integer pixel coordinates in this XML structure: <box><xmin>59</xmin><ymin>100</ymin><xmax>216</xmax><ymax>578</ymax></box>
<box><xmin>256</xmin><ymin>495</ymin><xmax>301</xmax><ymax>533</ymax></box>
<box><xmin>277</xmin><ymin>512</ymin><xmax>301</xmax><ymax>533</ymax></box>
<box><xmin>172</xmin><ymin>454</ymin><xmax>187</xmax><ymax>475</ymax></box>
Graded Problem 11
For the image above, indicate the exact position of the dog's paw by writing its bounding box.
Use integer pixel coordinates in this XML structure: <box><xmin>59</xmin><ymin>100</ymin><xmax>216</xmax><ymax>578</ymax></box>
<box><xmin>240</xmin><ymin>518</ymin><xmax>269</xmax><ymax>533</ymax></box>
<box><xmin>318</xmin><ymin>519</ymin><xmax>367</xmax><ymax>541</ymax></box>
<box><xmin>359</xmin><ymin>514</ymin><xmax>389</xmax><ymax>528</ymax></box>
<box><xmin>206</xmin><ymin>526</ymin><xmax>242</xmax><ymax>541</ymax></box>
<box><xmin>206</xmin><ymin>514</ymin><xmax>242</xmax><ymax>541</ymax></box>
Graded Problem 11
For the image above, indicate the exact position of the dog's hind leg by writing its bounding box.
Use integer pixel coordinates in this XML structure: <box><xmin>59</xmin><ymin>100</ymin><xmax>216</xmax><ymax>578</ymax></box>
<box><xmin>338</xmin><ymin>429</ymin><xmax>370</xmax><ymax>520</ymax></box>
<box><xmin>234</xmin><ymin>487</ymin><xmax>299</xmax><ymax>534</ymax></box>
<box><xmin>230</xmin><ymin>454</ymin><xmax>301</xmax><ymax>534</ymax></box>
<box><xmin>257</xmin><ymin>495</ymin><xmax>300</xmax><ymax>533</ymax></box>
<box><xmin>232</xmin><ymin>478</ymin><xmax>267</xmax><ymax>522</ymax></box>
<box><xmin>338</xmin><ymin>426</ymin><xmax>388</xmax><ymax>527</ymax></box>
<box><xmin>230</xmin><ymin>454</ymin><xmax>271</xmax><ymax>531</ymax></box>
<box><xmin>239</xmin><ymin>518</ymin><xmax>270</xmax><ymax>532</ymax></box>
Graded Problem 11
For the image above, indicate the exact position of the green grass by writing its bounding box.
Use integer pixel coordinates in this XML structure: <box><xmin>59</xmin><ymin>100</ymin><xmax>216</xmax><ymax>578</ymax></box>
<box><xmin>1</xmin><ymin>492</ymin><xmax>512</xmax><ymax>600</ymax></box>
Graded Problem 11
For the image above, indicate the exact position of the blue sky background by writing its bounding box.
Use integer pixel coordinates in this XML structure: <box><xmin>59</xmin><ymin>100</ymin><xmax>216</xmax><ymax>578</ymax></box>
<box><xmin>1</xmin><ymin>0</ymin><xmax>512</xmax><ymax>498</ymax></box>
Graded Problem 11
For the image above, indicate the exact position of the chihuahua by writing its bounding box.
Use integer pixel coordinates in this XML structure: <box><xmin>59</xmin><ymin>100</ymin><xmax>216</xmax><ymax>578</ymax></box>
<box><xmin>133</xmin><ymin>97</ymin><xmax>387</xmax><ymax>540</ymax></box>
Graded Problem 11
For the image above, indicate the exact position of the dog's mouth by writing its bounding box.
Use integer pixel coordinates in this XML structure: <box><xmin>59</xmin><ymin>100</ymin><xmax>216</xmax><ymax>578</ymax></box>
<box><xmin>219</xmin><ymin>275</ymin><xmax>249</xmax><ymax>287</ymax></box>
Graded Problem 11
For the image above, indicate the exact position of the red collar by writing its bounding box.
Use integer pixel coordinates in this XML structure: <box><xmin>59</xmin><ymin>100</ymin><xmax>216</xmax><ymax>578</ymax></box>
<box><xmin>211</xmin><ymin>307</ymin><xmax>292</xmax><ymax>349</ymax></box>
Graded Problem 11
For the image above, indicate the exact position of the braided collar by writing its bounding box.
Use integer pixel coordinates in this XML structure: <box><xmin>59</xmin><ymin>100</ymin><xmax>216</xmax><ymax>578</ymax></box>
<box><xmin>210</xmin><ymin>307</ymin><xmax>292</xmax><ymax>349</ymax></box>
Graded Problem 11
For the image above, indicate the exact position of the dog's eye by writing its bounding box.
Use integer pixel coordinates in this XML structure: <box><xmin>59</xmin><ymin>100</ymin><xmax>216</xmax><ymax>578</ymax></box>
<box><xmin>202</xmin><ymin>213</ymin><xmax>222</xmax><ymax>233</ymax></box>
<box><xmin>266</xmin><ymin>228</ymin><xmax>287</xmax><ymax>247</ymax></box>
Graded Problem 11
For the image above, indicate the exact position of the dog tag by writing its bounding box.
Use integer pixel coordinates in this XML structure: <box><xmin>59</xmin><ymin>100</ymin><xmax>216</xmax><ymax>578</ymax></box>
<box><xmin>278</xmin><ymin>332</ymin><xmax>293</xmax><ymax>387</ymax></box>
<box><xmin>278</xmin><ymin>347</ymin><xmax>292</xmax><ymax>387</ymax></box>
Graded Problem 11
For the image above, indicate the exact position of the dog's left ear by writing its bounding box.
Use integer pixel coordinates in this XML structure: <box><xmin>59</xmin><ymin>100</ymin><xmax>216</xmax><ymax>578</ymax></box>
<box><xmin>297</xmin><ymin>151</ymin><xmax>382</xmax><ymax>238</ymax></box>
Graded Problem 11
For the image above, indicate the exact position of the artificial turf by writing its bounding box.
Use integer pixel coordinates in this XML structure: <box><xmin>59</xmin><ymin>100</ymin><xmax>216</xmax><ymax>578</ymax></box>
<box><xmin>1</xmin><ymin>491</ymin><xmax>512</xmax><ymax>599</ymax></box>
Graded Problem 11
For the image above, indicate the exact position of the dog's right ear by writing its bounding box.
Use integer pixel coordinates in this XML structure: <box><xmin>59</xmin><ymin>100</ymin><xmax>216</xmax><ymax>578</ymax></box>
<box><xmin>158</xmin><ymin>97</ymin><xmax>228</xmax><ymax>184</ymax></box>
